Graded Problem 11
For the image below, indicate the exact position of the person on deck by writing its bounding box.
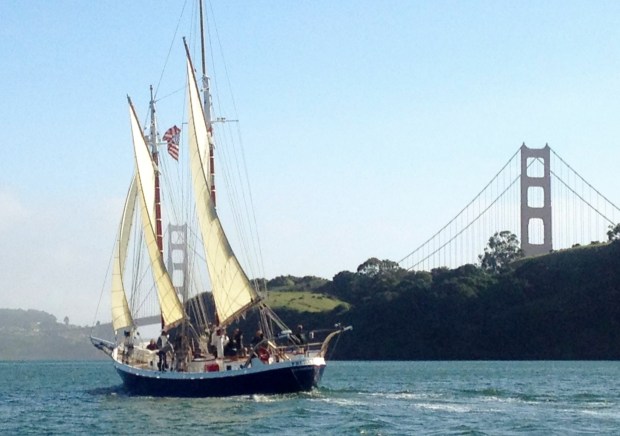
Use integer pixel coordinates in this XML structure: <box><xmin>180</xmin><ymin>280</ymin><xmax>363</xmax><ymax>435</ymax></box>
<box><xmin>146</xmin><ymin>339</ymin><xmax>158</xmax><ymax>351</ymax></box>
<box><xmin>224</xmin><ymin>328</ymin><xmax>243</xmax><ymax>357</ymax></box>
<box><xmin>294</xmin><ymin>324</ymin><xmax>307</xmax><ymax>344</ymax></box>
<box><xmin>122</xmin><ymin>330</ymin><xmax>134</xmax><ymax>363</ymax></box>
<box><xmin>157</xmin><ymin>330</ymin><xmax>171</xmax><ymax>371</ymax></box>
<box><xmin>211</xmin><ymin>328</ymin><xmax>228</xmax><ymax>359</ymax></box>
<box><xmin>232</xmin><ymin>328</ymin><xmax>244</xmax><ymax>356</ymax></box>
<box><xmin>251</xmin><ymin>330</ymin><xmax>264</xmax><ymax>348</ymax></box>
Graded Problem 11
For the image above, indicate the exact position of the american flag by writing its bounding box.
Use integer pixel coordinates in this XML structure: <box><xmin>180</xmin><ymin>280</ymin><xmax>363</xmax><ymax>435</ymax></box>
<box><xmin>163</xmin><ymin>125</ymin><xmax>181</xmax><ymax>160</ymax></box>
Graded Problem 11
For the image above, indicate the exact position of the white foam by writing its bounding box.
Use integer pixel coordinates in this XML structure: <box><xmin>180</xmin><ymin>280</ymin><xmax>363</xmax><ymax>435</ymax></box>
<box><xmin>416</xmin><ymin>403</ymin><xmax>471</xmax><ymax>413</ymax></box>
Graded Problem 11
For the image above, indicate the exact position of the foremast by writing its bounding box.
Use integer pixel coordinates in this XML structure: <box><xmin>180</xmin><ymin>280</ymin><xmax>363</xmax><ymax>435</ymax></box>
<box><xmin>148</xmin><ymin>86</ymin><xmax>165</xmax><ymax>260</ymax></box>
<box><xmin>147</xmin><ymin>86</ymin><xmax>167</xmax><ymax>329</ymax></box>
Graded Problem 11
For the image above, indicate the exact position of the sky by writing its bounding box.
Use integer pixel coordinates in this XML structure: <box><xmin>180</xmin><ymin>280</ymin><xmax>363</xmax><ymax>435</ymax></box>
<box><xmin>2</xmin><ymin>0</ymin><xmax>620</xmax><ymax>326</ymax></box>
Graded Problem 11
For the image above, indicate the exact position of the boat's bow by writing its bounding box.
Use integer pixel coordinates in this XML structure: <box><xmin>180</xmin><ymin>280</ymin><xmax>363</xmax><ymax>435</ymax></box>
<box><xmin>90</xmin><ymin>336</ymin><xmax>115</xmax><ymax>357</ymax></box>
<box><xmin>319</xmin><ymin>325</ymin><xmax>353</xmax><ymax>358</ymax></box>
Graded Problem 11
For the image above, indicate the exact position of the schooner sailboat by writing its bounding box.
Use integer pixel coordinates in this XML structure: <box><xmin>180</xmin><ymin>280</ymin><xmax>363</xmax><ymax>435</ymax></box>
<box><xmin>90</xmin><ymin>4</ymin><xmax>350</xmax><ymax>397</ymax></box>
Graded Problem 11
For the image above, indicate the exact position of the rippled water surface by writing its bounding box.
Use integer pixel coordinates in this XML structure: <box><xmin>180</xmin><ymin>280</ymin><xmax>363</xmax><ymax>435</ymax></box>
<box><xmin>1</xmin><ymin>360</ymin><xmax>619</xmax><ymax>434</ymax></box>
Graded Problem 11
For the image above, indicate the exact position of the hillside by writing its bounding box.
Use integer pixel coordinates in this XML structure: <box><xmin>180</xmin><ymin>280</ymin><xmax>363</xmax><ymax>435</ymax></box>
<box><xmin>267</xmin><ymin>290</ymin><xmax>349</xmax><ymax>313</ymax></box>
<box><xmin>2</xmin><ymin>242</ymin><xmax>620</xmax><ymax>360</ymax></box>
<box><xmin>325</xmin><ymin>242</ymin><xmax>620</xmax><ymax>360</ymax></box>
<box><xmin>0</xmin><ymin>309</ymin><xmax>107</xmax><ymax>360</ymax></box>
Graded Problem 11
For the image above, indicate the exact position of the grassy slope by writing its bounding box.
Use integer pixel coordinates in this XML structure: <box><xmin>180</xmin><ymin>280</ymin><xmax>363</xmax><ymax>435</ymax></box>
<box><xmin>266</xmin><ymin>291</ymin><xmax>349</xmax><ymax>313</ymax></box>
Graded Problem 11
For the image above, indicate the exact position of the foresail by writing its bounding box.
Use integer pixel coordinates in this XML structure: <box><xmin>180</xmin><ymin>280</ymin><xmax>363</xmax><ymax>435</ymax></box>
<box><xmin>110</xmin><ymin>176</ymin><xmax>137</xmax><ymax>332</ymax></box>
<box><xmin>186</xmin><ymin>56</ymin><xmax>260</xmax><ymax>326</ymax></box>
<box><xmin>128</xmin><ymin>101</ymin><xmax>185</xmax><ymax>328</ymax></box>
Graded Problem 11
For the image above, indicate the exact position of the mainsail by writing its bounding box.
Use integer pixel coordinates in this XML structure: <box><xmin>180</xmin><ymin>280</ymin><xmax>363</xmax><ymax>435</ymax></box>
<box><xmin>110</xmin><ymin>177</ymin><xmax>137</xmax><ymax>332</ymax></box>
<box><xmin>185</xmin><ymin>53</ymin><xmax>260</xmax><ymax>326</ymax></box>
<box><xmin>128</xmin><ymin>100</ymin><xmax>185</xmax><ymax>328</ymax></box>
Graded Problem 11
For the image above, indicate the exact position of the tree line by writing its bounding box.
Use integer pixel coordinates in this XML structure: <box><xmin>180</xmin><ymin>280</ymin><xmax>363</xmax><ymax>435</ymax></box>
<box><xmin>271</xmin><ymin>232</ymin><xmax>620</xmax><ymax>360</ymax></box>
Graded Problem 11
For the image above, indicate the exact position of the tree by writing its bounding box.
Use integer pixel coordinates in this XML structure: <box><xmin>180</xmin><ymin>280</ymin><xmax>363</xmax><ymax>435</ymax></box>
<box><xmin>607</xmin><ymin>223</ymin><xmax>620</xmax><ymax>242</ymax></box>
<box><xmin>479</xmin><ymin>231</ymin><xmax>524</xmax><ymax>273</ymax></box>
<box><xmin>63</xmin><ymin>316</ymin><xmax>69</xmax><ymax>327</ymax></box>
<box><xmin>268</xmin><ymin>275</ymin><xmax>295</xmax><ymax>288</ymax></box>
<box><xmin>356</xmin><ymin>258</ymin><xmax>402</xmax><ymax>276</ymax></box>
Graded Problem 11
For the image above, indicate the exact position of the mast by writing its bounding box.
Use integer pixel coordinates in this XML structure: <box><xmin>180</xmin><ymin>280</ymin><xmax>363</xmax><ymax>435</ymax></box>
<box><xmin>148</xmin><ymin>86</ymin><xmax>165</xmax><ymax>329</ymax></box>
<box><xmin>196</xmin><ymin>6</ymin><xmax>267</xmax><ymax>330</ymax></box>
<box><xmin>198</xmin><ymin>1</ymin><xmax>217</xmax><ymax>208</ymax></box>
<box><xmin>148</xmin><ymin>86</ymin><xmax>164</xmax><ymax>254</ymax></box>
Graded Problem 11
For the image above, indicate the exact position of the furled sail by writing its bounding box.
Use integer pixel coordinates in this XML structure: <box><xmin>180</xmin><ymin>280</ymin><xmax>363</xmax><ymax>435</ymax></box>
<box><xmin>185</xmin><ymin>54</ymin><xmax>260</xmax><ymax>326</ymax></box>
<box><xmin>128</xmin><ymin>101</ymin><xmax>185</xmax><ymax>328</ymax></box>
<box><xmin>110</xmin><ymin>176</ymin><xmax>137</xmax><ymax>332</ymax></box>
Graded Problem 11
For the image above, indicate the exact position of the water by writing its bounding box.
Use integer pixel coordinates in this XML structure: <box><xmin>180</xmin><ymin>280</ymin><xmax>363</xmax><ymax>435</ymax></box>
<box><xmin>1</xmin><ymin>361</ymin><xmax>619</xmax><ymax>435</ymax></box>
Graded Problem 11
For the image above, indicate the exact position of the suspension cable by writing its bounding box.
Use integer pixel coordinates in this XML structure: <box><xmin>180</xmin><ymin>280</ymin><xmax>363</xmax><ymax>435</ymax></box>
<box><xmin>398</xmin><ymin>148</ymin><xmax>520</xmax><ymax>264</ymax></box>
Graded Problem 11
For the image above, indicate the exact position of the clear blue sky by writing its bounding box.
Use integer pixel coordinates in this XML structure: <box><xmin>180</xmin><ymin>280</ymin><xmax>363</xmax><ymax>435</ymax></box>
<box><xmin>2</xmin><ymin>1</ymin><xmax>620</xmax><ymax>325</ymax></box>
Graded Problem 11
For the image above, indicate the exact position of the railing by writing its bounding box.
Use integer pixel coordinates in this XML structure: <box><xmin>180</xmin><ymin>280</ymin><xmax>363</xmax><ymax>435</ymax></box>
<box><xmin>109</xmin><ymin>324</ymin><xmax>352</xmax><ymax>371</ymax></box>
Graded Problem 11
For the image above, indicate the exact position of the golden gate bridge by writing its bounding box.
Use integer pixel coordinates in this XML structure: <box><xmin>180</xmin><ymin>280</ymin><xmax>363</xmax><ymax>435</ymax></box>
<box><xmin>398</xmin><ymin>144</ymin><xmax>620</xmax><ymax>271</ymax></box>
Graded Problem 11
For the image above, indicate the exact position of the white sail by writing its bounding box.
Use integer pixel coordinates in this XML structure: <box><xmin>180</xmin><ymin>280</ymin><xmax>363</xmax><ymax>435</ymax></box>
<box><xmin>185</xmin><ymin>55</ymin><xmax>260</xmax><ymax>326</ymax></box>
<box><xmin>128</xmin><ymin>101</ymin><xmax>185</xmax><ymax>328</ymax></box>
<box><xmin>110</xmin><ymin>176</ymin><xmax>137</xmax><ymax>332</ymax></box>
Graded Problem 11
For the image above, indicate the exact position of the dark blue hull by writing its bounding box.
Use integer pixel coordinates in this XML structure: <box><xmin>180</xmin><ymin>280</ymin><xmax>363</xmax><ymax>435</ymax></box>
<box><xmin>115</xmin><ymin>362</ymin><xmax>325</xmax><ymax>397</ymax></box>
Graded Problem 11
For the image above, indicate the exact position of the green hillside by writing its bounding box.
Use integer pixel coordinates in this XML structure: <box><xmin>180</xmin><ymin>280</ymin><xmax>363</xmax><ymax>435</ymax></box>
<box><xmin>266</xmin><ymin>291</ymin><xmax>349</xmax><ymax>313</ymax></box>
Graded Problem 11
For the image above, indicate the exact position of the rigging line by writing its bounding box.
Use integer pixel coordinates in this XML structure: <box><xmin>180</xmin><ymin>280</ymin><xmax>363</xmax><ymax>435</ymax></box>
<box><xmin>133</xmin><ymin>279</ymin><xmax>160</xmax><ymax>320</ymax></box>
<box><xmin>208</xmin><ymin>48</ymin><xmax>264</xmax><ymax>275</ymax></box>
<box><xmin>216</xmin><ymin>127</ymin><xmax>263</xmax><ymax>282</ymax></box>
<box><xmin>159</xmin><ymin>89</ymin><xmax>190</xmax><ymax>249</ymax></box>
<box><xmin>551</xmin><ymin>148</ymin><xmax>620</xmax><ymax>214</ymax></box>
<box><xmin>156</xmin><ymin>86</ymin><xmax>186</xmax><ymax>103</ymax></box>
<box><xmin>409</xmin><ymin>173</ymin><xmax>522</xmax><ymax>270</ymax></box>
<box><xmin>203</xmin><ymin>1</ymin><xmax>220</xmax><ymax>117</ymax></box>
<box><xmin>129</xmin><ymin>213</ymin><xmax>143</xmax><ymax>311</ymax></box>
<box><xmin>206</xmin><ymin>0</ymin><xmax>240</xmax><ymax>121</ymax></box>
<box><xmin>398</xmin><ymin>147</ymin><xmax>520</xmax><ymax>264</ymax></box>
<box><xmin>233</xmin><ymin>122</ymin><xmax>267</xmax><ymax>283</ymax></box>
<box><xmin>93</xmin><ymin>175</ymin><xmax>137</xmax><ymax>329</ymax></box>
<box><xmin>326</xmin><ymin>333</ymin><xmax>343</xmax><ymax>361</ymax></box>
<box><xmin>131</xmin><ymin>215</ymin><xmax>162</xmax><ymax>318</ymax></box>
<box><xmin>203</xmin><ymin>1</ymin><xmax>266</xmax><ymax>281</ymax></box>
<box><xmin>189</xmin><ymin>6</ymin><xmax>264</xmax><ymax>285</ymax></box>
<box><xmin>91</xmin><ymin>236</ymin><xmax>116</xmax><ymax>330</ymax></box>
<box><xmin>225</xmin><ymin>128</ymin><xmax>265</xmax><ymax>281</ymax></box>
<box><xmin>551</xmin><ymin>170</ymin><xmax>616</xmax><ymax>226</ymax></box>
<box><xmin>216</xmin><ymin>143</ymin><xmax>255</xmax><ymax>273</ymax></box>
<box><xmin>209</xmin><ymin>106</ymin><xmax>249</xmax><ymax>224</ymax></box>
<box><xmin>154</xmin><ymin>0</ymin><xmax>189</xmax><ymax>98</ymax></box>
<box><xmin>190</xmin><ymin>286</ymin><xmax>210</xmax><ymax>328</ymax></box>
<box><xmin>133</xmin><ymin>248</ymin><xmax>156</xmax><ymax>316</ymax></box>
<box><xmin>159</xmin><ymin>155</ymin><xmax>187</xmax><ymax>228</ymax></box>
<box><xmin>204</xmin><ymin>88</ymin><xmax>251</xmax><ymax>270</ymax></box>
<box><xmin>180</xmin><ymin>228</ymin><xmax>210</xmax><ymax>314</ymax></box>
<box><xmin>179</xmin><ymin>81</ymin><xmax>190</xmax><ymax>228</ymax></box>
